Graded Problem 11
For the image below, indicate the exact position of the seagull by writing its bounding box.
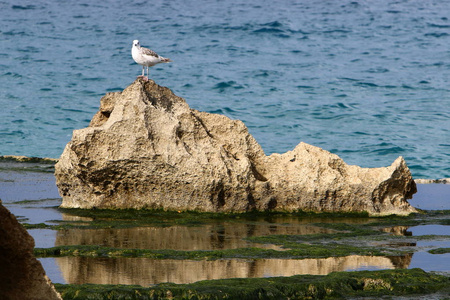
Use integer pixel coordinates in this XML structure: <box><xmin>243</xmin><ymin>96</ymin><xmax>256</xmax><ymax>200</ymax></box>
<box><xmin>131</xmin><ymin>40</ymin><xmax>172</xmax><ymax>80</ymax></box>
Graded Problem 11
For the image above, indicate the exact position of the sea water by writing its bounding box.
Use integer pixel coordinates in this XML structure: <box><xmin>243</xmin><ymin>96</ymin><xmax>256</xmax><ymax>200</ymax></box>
<box><xmin>0</xmin><ymin>0</ymin><xmax>449</xmax><ymax>179</ymax></box>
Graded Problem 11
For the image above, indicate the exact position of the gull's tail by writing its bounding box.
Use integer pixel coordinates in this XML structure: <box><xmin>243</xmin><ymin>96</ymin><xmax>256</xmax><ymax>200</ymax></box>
<box><xmin>161</xmin><ymin>57</ymin><xmax>172</xmax><ymax>63</ymax></box>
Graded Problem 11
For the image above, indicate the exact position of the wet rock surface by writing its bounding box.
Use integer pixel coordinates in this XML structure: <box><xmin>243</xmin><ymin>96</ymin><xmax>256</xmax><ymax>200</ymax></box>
<box><xmin>55</xmin><ymin>79</ymin><xmax>417</xmax><ymax>215</ymax></box>
<box><xmin>0</xmin><ymin>201</ymin><xmax>62</xmax><ymax>300</ymax></box>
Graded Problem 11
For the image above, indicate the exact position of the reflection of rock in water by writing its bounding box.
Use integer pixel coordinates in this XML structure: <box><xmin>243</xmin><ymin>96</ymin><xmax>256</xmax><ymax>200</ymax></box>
<box><xmin>387</xmin><ymin>254</ymin><xmax>413</xmax><ymax>269</ymax></box>
<box><xmin>381</xmin><ymin>226</ymin><xmax>412</xmax><ymax>236</ymax></box>
<box><xmin>56</xmin><ymin>255</ymin><xmax>404</xmax><ymax>285</ymax></box>
<box><xmin>55</xmin><ymin>221</ymin><xmax>334</xmax><ymax>250</ymax></box>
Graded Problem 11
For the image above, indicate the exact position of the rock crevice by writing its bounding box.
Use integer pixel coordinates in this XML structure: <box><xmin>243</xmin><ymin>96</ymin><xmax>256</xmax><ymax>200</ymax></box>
<box><xmin>55</xmin><ymin>79</ymin><xmax>417</xmax><ymax>215</ymax></box>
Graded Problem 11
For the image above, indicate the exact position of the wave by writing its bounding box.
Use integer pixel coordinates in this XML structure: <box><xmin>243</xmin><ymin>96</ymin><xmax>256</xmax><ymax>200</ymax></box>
<box><xmin>261</xmin><ymin>21</ymin><xmax>283</xmax><ymax>28</ymax></box>
<box><xmin>11</xmin><ymin>5</ymin><xmax>37</xmax><ymax>10</ymax></box>
<box><xmin>427</xmin><ymin>23</ymin><xmax>450</xmax><ymax>28</ymax></box>
<box><xmin>338</xmin><ymin>77</ymin><xmax>360</xmax><ymax>82</ymax></box>
<box><xmin>207</xmin><ymin>107</ymin><xmax>236</xmax><ymax>115</ymax></box>
<box><xmin>370</xmin><ymin>146</ymin><xmax>406</xmax><ymax>155</ymax></box>
<box><xmin>3</xmin><ymin>72</ymin><xmax>23</xmax><ymax>78</ymax></box>
<box><xmin>322</xmin><ymin>29</ymin><xmax>352</xmax><ymax>34</ymax></box>
<box><xmin>365</xmin><ymin>67</ymin><xmax>389</xmax><ymax>74</ymax></box>
<box><xmin>53</xmin><ymin>107</ymin><xmax>86</xmax><ymax>114</ymax></box>
<box><xmin>355</xmin><ymin>82</ymin><xmax>379</xmax><ymax>88</ymax></box>
<box><xmin>213</xmin><ymin>81</ymin><xmax>245</xmax><ymax>92</ymax></box>
<box><xmin>105</xmin><ymin>87</ymin><xmax>123</xmax><ymax>92</ymax></box>
<box><xmin>424</xmin><ymin>32</ymin><xmax>449</xmax><ymax>38</ymax></box>
<box><xmin>253</xmin><ymin>28</ymin><xmax>285</xmax><ymax>34</ymax></box>
<box><xmin>352</xmin><ymin>131</ymin><xmax>370</xmax><ymax>136</ymax></box>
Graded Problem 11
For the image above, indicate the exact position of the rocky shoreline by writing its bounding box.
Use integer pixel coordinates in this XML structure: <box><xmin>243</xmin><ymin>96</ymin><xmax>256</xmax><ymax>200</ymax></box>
<box><xmin>415</xmin><ymin>178</ymin><xmax>450</xmax><ymax>184</ymax></box>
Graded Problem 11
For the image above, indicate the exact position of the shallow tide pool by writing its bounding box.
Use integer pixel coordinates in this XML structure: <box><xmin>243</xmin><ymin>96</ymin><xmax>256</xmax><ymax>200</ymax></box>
<box><xmin>1</xmin><ymin>161</ymin><xmax>449</xmax><ymax>285</ymax></box>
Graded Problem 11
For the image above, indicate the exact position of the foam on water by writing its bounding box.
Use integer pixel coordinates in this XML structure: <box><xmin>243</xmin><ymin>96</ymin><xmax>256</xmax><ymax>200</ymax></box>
<box><xmin>0</xmin><ymin>0</ymin><xmax>449</xmax><ymax>178</ymax></box>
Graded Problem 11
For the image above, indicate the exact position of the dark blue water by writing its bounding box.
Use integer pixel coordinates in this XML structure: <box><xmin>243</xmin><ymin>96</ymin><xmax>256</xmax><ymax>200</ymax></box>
<box><xmin>1</xmin><ymin>0</ymin><xmax>449</xmax><ymax>179</ymax></box>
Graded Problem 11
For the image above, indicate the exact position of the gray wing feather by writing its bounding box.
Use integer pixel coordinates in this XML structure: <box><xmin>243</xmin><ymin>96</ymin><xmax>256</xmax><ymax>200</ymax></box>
<box><xmin>141</xmin><ymin>47</ymin><xmax>159</xmax><ymax>58</ymax></box>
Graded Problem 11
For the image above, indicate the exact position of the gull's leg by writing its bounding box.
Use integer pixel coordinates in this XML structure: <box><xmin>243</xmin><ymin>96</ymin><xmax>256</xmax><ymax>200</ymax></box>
<box><xmin>137</xmin><ymin>66</ymin><xmax>149</xmax><ymax>81</ymax></box>
<box><xmin>142</xmin><ymin>66</ymin><xmax>148</xmax><ymax>81</ymax></box>
<box><xmin>138</xmin><ymin>67</ymin><xmax>149</xmax><ymax>81</ymax></box>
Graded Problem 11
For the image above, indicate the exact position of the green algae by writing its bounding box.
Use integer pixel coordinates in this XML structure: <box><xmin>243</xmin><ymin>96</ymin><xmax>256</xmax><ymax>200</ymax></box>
<box><xmin>0</xmin><ymin>156</ymin><xmax>56</xmax><ymax>173</ymax></box>
<box><xmin>22</xmin><ymin>206</ymin><xmax>448</xmax><ymax>231</ymax></box>
<box><xmin>29</xmin><ymin>209</ymin><xmax>450</xmax><ymax>259</ymax></box>
<box><xmin>21</xmin><ymin>208</ymin><xmax>373</xmax><ymax>230</ymax></box>
<box><xmin>34</xmin><ymin>244</ymin><xmax>386</xmax><ymax>260</ymax></box>
<box><xmin>0</xmin><ymin>155</ymin><xmax>57</xmax><ymax>163</ymax></box>
<box><xmin>54</xmin><ymin>268</ymin><xmax>450</xmax><ymax>300</ymax></box>
<box><xmin>12</xmin><ymin>198</ymin><xmax>60</xmax><ymax>205</ymax></box>
<box><xmin>22</xmin><ymin>222</ymin><xmax>50</xmax><ymax>229</ymax></box>
<box><xmin>56</xmin><ymin>208</ymin><xmax>371</xmax><ymax>227</ymax></box>
<box><xmin>428</xmin><ymin>248</ymin><xmax>450</xmax><ymax>254</ymax></box>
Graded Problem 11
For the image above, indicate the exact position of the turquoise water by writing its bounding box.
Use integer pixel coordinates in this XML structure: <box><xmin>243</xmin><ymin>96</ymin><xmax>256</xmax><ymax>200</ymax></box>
<box><xmin>0</xmin><ymin>0</ymin><xmax>449</xmax><ymax>179</ymax></box>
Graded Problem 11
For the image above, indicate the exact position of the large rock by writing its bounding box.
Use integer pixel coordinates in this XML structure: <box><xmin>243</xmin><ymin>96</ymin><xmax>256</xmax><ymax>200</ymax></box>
<box><xmin>55</xmin><ymin>79</ymin><xmax>417</xmax><ymax>216</ymax></box>
<box><xmin>0</xmin><ymin>201</ymin><xmax>62</xmax><ymax>300</ymax></box>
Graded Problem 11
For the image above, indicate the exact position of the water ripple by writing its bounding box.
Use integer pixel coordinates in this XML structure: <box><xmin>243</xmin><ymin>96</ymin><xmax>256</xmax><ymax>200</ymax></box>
<box><xmin>11</xmin><ymin>5</ymin><xmax>37</xmax><ymax>10</ymax></box>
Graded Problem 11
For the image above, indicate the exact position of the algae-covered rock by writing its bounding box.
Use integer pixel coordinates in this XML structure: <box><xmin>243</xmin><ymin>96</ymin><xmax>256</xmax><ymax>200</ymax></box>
<box><xmin>55</xmin><ymin>79</ymin><xmax>417</xmax><ymax>215</ymax></box>
<box><xmin>0</xmin><ymin>201</ymin><xmax>62</xmax><ymax>300</ymax></box>
<box><xmin>55</xmin><ymin>269</ymin><xmax>450</xmax><ymax>300</ymax></box>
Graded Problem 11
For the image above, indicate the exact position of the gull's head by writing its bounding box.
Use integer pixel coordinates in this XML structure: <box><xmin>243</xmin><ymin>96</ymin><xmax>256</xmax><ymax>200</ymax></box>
<box><xmin>132</xmin><ymin>40</ymin><xmax>140</xmax><ymax>48</ymax></box>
